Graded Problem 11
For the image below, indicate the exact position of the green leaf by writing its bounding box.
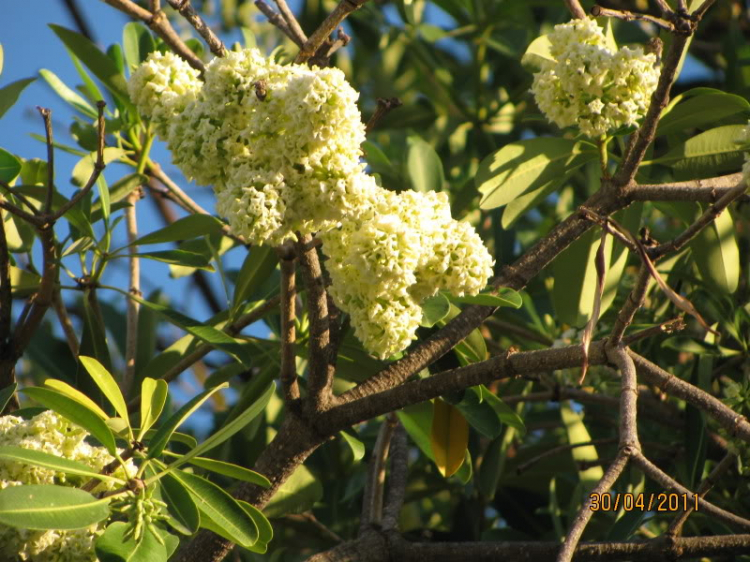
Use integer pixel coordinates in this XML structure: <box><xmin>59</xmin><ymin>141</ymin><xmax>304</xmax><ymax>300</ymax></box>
<box><xmin>9</xmin><ymin>266</ymin><xmax>40</xmax><ymax>297</ymax></box>
<box><xmin>123</xmin><ymin>23</ymin><xmax>156</xmax><ymax>72</ymax></box>
<box><xmin>132</xmin><ymin>250</ymin><xmax>215</xmax><ymax>271</ymax></box>
<box><xmin>147</xmin><ymin>383</ymin><xmax>229</xmax><ymax>459</ymax></box>
<box><xmin>0</xmin><ymin>77</ymin><xmax>35</xmax><ymax>120</ymax></box>
<box><xmin>39</xmin><ymin>69</ymin><xmax>98</xmax><ymax>118</ymax></box>
<box><xmin>450</xmin><ymin>386</ymin><xmax>503</xmax><ymax>439</ymax></box>
<box><xmin>0</xmin><ymin>446</ymin><xmax>121</xmax><ymax>483</ymax></box>
<box><xmin>95</xmin><ymin>521</ymin><xmax>175</xmax><ymax>562</ymax></box>
<box><xmin>43</xmin><ymin>378</ymin><xmax>109</xmax><ymax>420</ymax></box>
<box><xmin>430</xmin><ymin>398</ymin><xmax>468</xmax><ymax>477</ymax></box>
<box><xmin>237</xmin><ymin>501</ymin><xmax>273</xmax><ymax>553</ymax></box>
<box><xmin>407</xmin><ymin>136</ymin><xmax>444</xmax><ymax>192</ymax></box>
<box><xmin>170</xmin><ymin>383</ymin><xmax>274</xmax><ymax>470</ymax></box>
<box><xmin>438</xmin><ymin>304</ymin><xmax>486</xmax><ymax>365</ymax></box>
<box><xmin>552</xmin><ymin>228</ymin><xmax>606</xmax><ymax>327</ymax></box>
<box><xmin>0</xmin><ymin>383</ymin><xmax>17</xmax><ymax>412</ymax></box>
<box><xmin>128</xmin><ymin>294</ymin><xmax>252</xmax><ymax>366</ymax></box>
<box><xmin>138</xmin><ymin>378</ymin><xmax>168</xmax><ymax>440</ymax></box>
<box><xmin>560</xmin><ymin>402</ymin><xmax>603</xmax><ymax>489</ymax></box>
<box><xmin>397</xmin><ymin>402</ymin><xmax>434</xmax><ymax>460</ymax></box>
<box><xmin>0</xmin><ymin>148</ymin><xmax>21</xmax><ymax>182</ymax></box>
<box><xmin>171</xmin><ymin>456</ymin><xmax>271</xmax><ymax>488</ymax></box>
<box><xmin>263</xmin><ymin>464</ymin><xmax>322</xmax><ymax>518</ymax></box>
<box><xmin>232</xmin><ymin>245</ymin><xmax>279</xmax><ymax>312</ymax></box>
<box><xmin>21</xmin><ymin>387</ymin><xmax>117</xmax><ymax>454</ymax></box>
<box><xmin>651</xmin><ymin>124</ymin><xmax>747</xmax><ymax>178</ymax></box>
<box><xmin>420</xmin><ymin>293</ymin><xmax>451</xmax><ymax>327</ymax></box>
<box><xmin>521</xmin><ymin>34</ymin><xmax>554</xmax><ymax>68</ymax></box>
<box><xmin>691</xmin><ymin>204</ymin><xmax>740</xmax><ymax>295</ymax></box>
<box><xmin>156</xmin><ymin>471</ymin><xmax>200</xmax><ymax>535</ymax></box>
<box><xmin>339</xmin><ymin>431</ymin><xmax>365</xmax><ymax>462</ymax></box>
<box><xmin>448</xmin><ymin>287</ymin><xmax>522</xmax><ymax>309</ymax></box>
<box><xmin>79</xmin><ymin>356</ymin><xmax>130</xmax><ymax>428</ymax></box>
<box><xmin>657</xmin><ymin>92</ymin><xmax>750</xmax><ymax>137</ymax></box>
<box><xmin>502</xmin><ymin>176</ymin><xmax>564</xmax><ymax>228</ymax></box>
<box><xmin>92</xmin><ymin>173</ymin><xmax>145</xmax><ymax>213</ymax></box>
<box><xmin>0</xmin><ymin>485</ymin><xmax>109</xmax><ymax>530</ymax></box>
<box><xmin>477</xmin><ymin>138</ymin><xmax>597</xmax><ymax>210</ymax></box>
<box><xmin>133</xmin><ymin>215</ymin><xmax>225</xmax><ymax>246</ymax></box>
<box><xmin>480</xmin><ymin>385</ymin><xmax>526</xmax><ymax>435</ymax></box>
<box><xmin>71</xmin><ymin>147</ymin><xmax>125</xmax><ymax>187</ymax></box>
<box><xmin>171</xmin><ymin>469</ymin><xmax>259</xmax><ymax>547</ymax></box>
<box><xmin>49</xmin><ymin>25</ymin><xmax>130</xmax><ymax>104</ymax></box>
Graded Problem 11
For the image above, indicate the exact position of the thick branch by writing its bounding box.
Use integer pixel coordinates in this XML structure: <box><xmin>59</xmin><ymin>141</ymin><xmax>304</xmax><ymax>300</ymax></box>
<box><xmin>279</xmin><ymin>248</ymin><xmax>300</xmax><ymax>403</ymax></box>
<box><xmin>629</xmin><ymin>173</ymin><xmax>748</xmax><ymax>202</ymax></box>
<box><xmin>565</xmin><ymin>0</ymin><xmax>586</xmax><ymax>19</ymax></box>
<box><xmin>360</xmin><ymin>414</ymin><xmax>398</xmax><ymax>532</ymax></box>
<box><xmin>381</xmin><ymin>424</ymin><xmax>407</xmax><ymax>531</ymax></box>
<box><xmin>296</xmin><ymin>234</ymin><xmax>333</xmax><ymax>412</ymax></box>
<box><xmin>124</xmin><ymin>189</ymin><xmax>141</xmax><ymax>398</ymax></box>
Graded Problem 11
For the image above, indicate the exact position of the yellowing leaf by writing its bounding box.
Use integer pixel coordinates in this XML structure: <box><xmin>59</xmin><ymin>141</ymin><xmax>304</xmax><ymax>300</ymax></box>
<box><xmin>430</xmin><ymin>399</ymin><xmax>468</xmax><ymax>478</ymax></box>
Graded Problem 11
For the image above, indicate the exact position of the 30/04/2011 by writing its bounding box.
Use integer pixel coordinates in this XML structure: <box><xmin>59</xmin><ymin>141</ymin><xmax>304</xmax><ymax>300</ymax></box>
<box><xmin>589</xmin><ymin>493</ymin><xmax>700</xmax><ymax>512</ymax></box>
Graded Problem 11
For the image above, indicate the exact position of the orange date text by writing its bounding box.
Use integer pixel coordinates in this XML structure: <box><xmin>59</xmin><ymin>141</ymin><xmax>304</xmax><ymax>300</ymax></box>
<box><xmin>589</xmin><ymin>493</ymin><xmax>699</xmax><ymax>512</ymax></box>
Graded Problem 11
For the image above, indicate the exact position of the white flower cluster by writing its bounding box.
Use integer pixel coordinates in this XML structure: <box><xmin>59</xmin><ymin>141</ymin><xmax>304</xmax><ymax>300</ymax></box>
<box><xmin>0</xmin><ymin>411</ymin><xmax>134</xmax><ymax>562</ymax></box>
<box><xmin>321</xmin><ymin>190</ymin><xmax>494</xmax><ymax>358</ymax></box>
<box><xmin>129</xmin><ymin>49</ymin><xmax>495</xmax><ymax>357</ymax></box>
<box><xmin>129</xmin><ymin>48</ymin><xmax>371</xmax><ymax>245</ymax></box>
<box><xmin>530</xmin><ymin>18</ymin><xmax>660</xmax><ymax>138</ymax></box>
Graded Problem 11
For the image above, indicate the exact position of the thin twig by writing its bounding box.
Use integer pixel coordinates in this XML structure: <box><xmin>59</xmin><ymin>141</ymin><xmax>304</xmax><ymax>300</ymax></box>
<box><xmin>667</xmin><ymin>452</ymin><xmax>737</xmax><ymax>537</ymax></box>
<box><xmin>286</xmin><ymin>512</ymin><xmax>344</xmax><ymax>544</ymax></box>
<box><xmin>100</xmin><ymin>0</ymin><xmax>204</xmax><ymax>71</ymax></box>
<box><xmin>610</xmin><ymin>265</ymin><xmax>651</xmax><ymax>344</ymax></box>
<box><xmin>365</xmin><ymin>98</ymin><xmax>403</xmax><ymax>134</ymax></box>
<box><xmin>53</xmin><ymin>102</ymin><xmax>107</xmax><ymax>221</ymax></box>
<box><xmin>279</xmin><ymin>245</ymin><xmax>300</xmax><ymax>403</ymax></box>
<box><xmin>0</xmin><ymin>213</ymin><xmax>12</xmax><ymax>353</ymax></box>
<box><xmin>274</xmin><ymin>0</ymin><xmax>307</xmax><ymax>46</ymax></box>
<box><xmin>608</xmin><ymin>345</ymin><xmax>640</xmax><ymax>450</ymax></box>
<box><xmin>631</xmin><ymin>451</ymin><xmax>750</xmax><ymax>530</ymax></box>
<box><xmin>360</xmin><ymin>413</ymin><xmax>398</xmax><ymax>532</ymax></box>
<box><xmin>516</xmin><ymin>438</ymin><xmax>618</xmax><ymax>476</ymax></box>
<box><xmin>565</xmin><ymin>0</ymin><xmax>586</xmax><ymax>19</ymax></box>
<box><xmin>591</xmin><ymin>5</ymin><xmax>675</xmax><ymax>31</ymax></box>
<box><xmin>166</xmin><ymin>0</ymin><xmax>226</xmax><ymax>58</ymax></box>
<box><xmin>0</xmin><ymin>181</ymin><xmax>39</xmax><ymax>215</ymax></box>
<box><xmin>622</xmin><ymin>316</ymin><xmax>686</xmax><ymax>346</ymax></box>
<box><xmin>254</xmin><ymin>0</ymin><xmax>302</xmax><ymax>46</ymax></box>
<box><xmin>52</xmin><ymin>288</ymin><xmax>80</xmax><ymax>357</ymax></box>
<box><xmin>36</xmin><ymin>108</ymin><xmax>55</xmax><ymax>214</ymax></box>
<box><xmin>123</xmin><ymin>189</ymin><xmax>142</xmax><ymax>398</ymax></box>
<box><xmin>295</xmin><ymin>0</ymin><xmax>370</xmax><ymax>64</ymax></box>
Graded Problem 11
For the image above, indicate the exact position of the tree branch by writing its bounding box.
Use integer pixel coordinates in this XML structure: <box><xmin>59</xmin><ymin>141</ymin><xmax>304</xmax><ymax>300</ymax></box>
<box><xmin>295</xmin><ymin>0</ymin><xmax>370</xmax><ymax>64</ymax></box>
<box><xmin>565</xmin><ymin>0</ymin><xmax>587</xmax><ymax>19</ymax></box>
<box><xmin>629</xmin><ymin>172</ymin><xmax>748</xmax><ymax>202</ymax></box>
<box><xmin>123</xmin><ymin>189</ymin><xmax>142</xmax><ymax>398</ymax></box>
<box><xmin>255</xmin><ymin>0</ymin><xmax>304</xmax><ymax>47</ymax></box>
<box><xmin>296</xmin><ymin>233</ymin><xmax>333</xmax><ymax>413</ymax></box>
<box><xmin>273</xmin><ymin>0</ymin><xmax>307</xmax><ymax>46</ymax></box>
<box><xmin>591</xmin><ymin>5</ymin><xmax>675</xmax><ymax>31</ymax></box>
<box><xmin>381</xmin><ymin>424</ymin><xmax>408</xmax><ymax>531</ymax></box>
<box><xmin>360</xmin><ymin>413</ymin><xmax>398</xmax><ymax>532</ymax></box>
<box><xmin>166</xmin><ymin>0</ymin><xmax>226</xmax><ymax>58</ymax></box>
<box><xmin>278</xmin><ymin>245</ymin><xmax>300</xmax><ymax>403</ymax></box>
<box><xmin>610</xmin><ymin>265</ymin><xmax>651</xmax><ymax>344</ymax></box>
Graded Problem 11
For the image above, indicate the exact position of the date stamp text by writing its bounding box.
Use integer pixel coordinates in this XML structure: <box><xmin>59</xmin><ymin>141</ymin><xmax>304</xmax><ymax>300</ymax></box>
<box><xmin>589</xmin><ymin>493</ymin><xmax>699</xmax><ymax>512</ymax></box>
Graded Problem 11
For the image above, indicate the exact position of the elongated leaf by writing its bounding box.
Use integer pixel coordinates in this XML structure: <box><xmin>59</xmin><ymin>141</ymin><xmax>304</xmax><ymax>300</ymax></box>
<box><xmin>448</xmin><ymin>287</ymin><xmax>522</xmax><ymax>308</ymax></box>
<box><xmin>39</xmin><ymin>69</ymin><xmax>97</xmax><ymax>118</ymax></box>
<box><xmin>133</xmin><ymin>215</ymin><xmax>224</xmax><ymax>246</ymax></box>
<box><xmin>451</xmin><ymin>387</ymin><xmax>503</xmax><ymax>439</ymax></box>
<box><xmin>172</xmin><ymin>469</ymin><xmax>259</xmax><ymax>546</ymax></box>
<box><xmin>657</xmin><ymin>92</ymin><xmax>750</xmax><ymax>137</ymax></box>
<box><xmin>157</xmin><ymin>472</ymin><xmax>200</xmax><ymax>535</ymax></box>
<box><xmin>170</xmin><ymin>455</ymin><xmax>271</xmax><ymax>487</ymax></box>
<box><xmin>479</xmin><ymin>385</ymin><xmax>526</xmax><ymax>434</ymax></box>
<box><xmin>0</xmin><ymin>77</ymin><xmax>35</xmax><ymax>120</ymax></box>
<box><xmin>9</xmin><ymin>266</ymin><xmax>39</xmax><ymax>297</ymax></box>
<box><xmin>420</xmin><ymin>293</ymin><xmax>451</xmax><ymax>327</ymax></box>
<box><xmin>42</xmin><ymin>379</ymin><xmax>108</xmax><ymax>420</ymax></box>
<box><xmin>263</xmin><ymin>464</ymin><xmax>322</xmax><ymax>519</ymax></box>
<box><xmin>147</xmin><ymin>383</ymin><xmax>228</xmax><ymax>459</ymax></box>
<box><xmin>233</xmin><ymin>245</ymin><xmax>279</xmax><ymax>311</ymax></box>
<box><xmin>80</xmin><ymin>356</ymin><xmax>130</xmax><ymax>428</ymax></box>
<box><xmin>407</xmin><ymin>136</ymin><xmax>444</xmax><ymax>192</ymax></box>
<box><xmin>95</xmin><ymin>521</ymin><xmax>176</xmax><ymax>562</ymax></box>
<box><xmin>0</xmin><ymin>148</ymin><xmax>21</xmax><ymax>182</ymax></box>
<box><xmin>21</xmin><ymin>387</ymin><xmax>117</xmax><ymax>454</ymax></box>
<box><xmin>560</xmin><ymin>402</ymin><xmax>603</xmax><ymax>489</ymax></box>
<box><xmin>477</xmin><ymin>138</ymin><xmax>596</xmax><ymax>209</ymax></box>
<box><xmin>133</xmin><ymin>250</ymin><xmax>214</xmax><ymax>270</ymax></box>
<box><xmin>71</xmin><ymin>147</ymin><xmax>124</xmax><ymax>187</ymax></box>
<box><xmin>431</xmin><ymin>399</ymin><xmax>468</xmax><ymax>477</ymax></box>
<box><xmin>0</xmin><ymin>485</ymin><xmax>109</xmax><ymax>530</ymax></box>
<box><xmin>50</xmin><ymin>25</ymin><xmax>130</xmax><ymax>104</ymax></box>
<box><xmin>171</xmin><ymin>383</ymin><xmax>273</xmax><ymax>469</ymax></box>
<box><xmin>438</xmin><ymin>304</ymin><xmax>486</xmax><ymax>365</ymax></box>
<box><xmin>238</xmin><ymin>501</ymin><xmax>273</xmax><ymax>553</ymax></box>
<box><xmin>652</xmin><ymin>124</ymin><xmax>747</xmax><ymax>178</ymax></box>
<box><xmin>521</xmin><ymin>34</ymin><xmax>554</xmax><ymax>68</ymax></box>
<box><xmin>502</xmin><ymin>176</ymin><xmax>564</xmax><ymax>228</ymax></box>
<box><xmin>691</xmin><ymin>205</ymin><xmax>739</xmax><ymax>295</ymax></box>
<box><xmin>139</xmin><ymin>378</ymin><xmax>168</xmax><ymax>439</ymax></box>
<box><xmin>0</xmin><ymin>383</ymin><xmax>16</xmax><ymax>412</ymax></box>
<box><xmin>129</xmin><ymin>294</ymin><xmax>252</xmax><ymax>366</ymax></box>
<box><xmin>92</xmin><ymin>173</ymin><xmax>145</xmax><ymax>213</ymax></box>
<box><xmin>0</xmin><ymin>446</ymin><xmax>121</xmax><ymax>483</ymax></box>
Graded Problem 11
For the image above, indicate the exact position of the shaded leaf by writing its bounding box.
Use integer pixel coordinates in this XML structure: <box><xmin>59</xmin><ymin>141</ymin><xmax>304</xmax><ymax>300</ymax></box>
<box><xmin>133</xmin><ymin>250</ymin><xmax>215</xmax><ymax>271</ymax></box>
<box><xmin>95</xmin><ymin>521</ymin><xmax>176</xmax><ymax>562</ymax></box>
<box><xmin>420</xmin><ymin>293</ymin><xmax>451</xmax><ymax>327</ymax></box>
<box><xmin>0</xmin><ymin>77</ymin><xmax>35</xmax><ymax>120</ymax></box>
<box><xmin>431</xmin><ymin>399</ymin><xmax>468</xmax><ymax>477</ymax></box>
<box><xmin>407</xmin><ymin>136</ymin><xmax>444</xmax><ymax>192</ymax></box>
<box><xmin>0</xmin><ymin>148</ymin><xmax>21</xmax><ymax>182</ymax></box>
<box><xmin>263</xmin><ymin>464</ymin><xmax>322</xmax><ymax>518</ymax></box>
<box><xmin>232</xmin><ymin>245</ymin><xmax>278</xmax><ymax>312</ymax></box>
<box><xmin>133</xmin><ymin>215</ymin><xmax>225</xmax><ymax>246</ymax></box>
